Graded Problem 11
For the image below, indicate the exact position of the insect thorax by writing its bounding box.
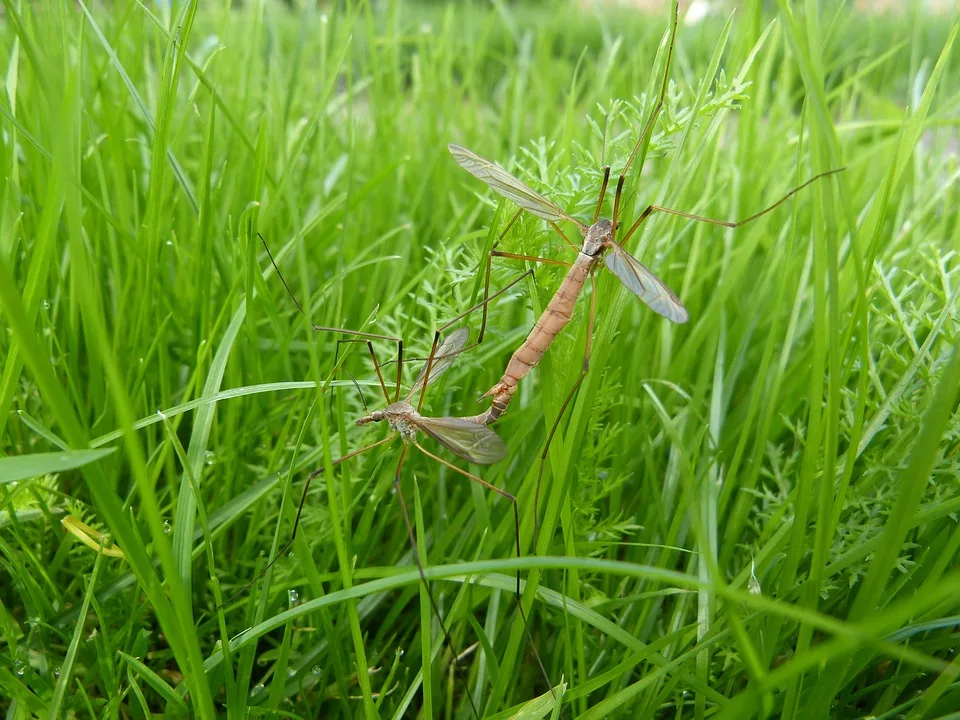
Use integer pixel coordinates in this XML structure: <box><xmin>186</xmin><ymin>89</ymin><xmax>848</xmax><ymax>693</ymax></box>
<box><xmin>383</xmin><ymin>401</ymin><xmax>420</xmax><ymax>441</ymax></box>
<box><xmin>583</xmin><ymin>219</ymin><xmax>613</xmax><ymax>256</ymax></box>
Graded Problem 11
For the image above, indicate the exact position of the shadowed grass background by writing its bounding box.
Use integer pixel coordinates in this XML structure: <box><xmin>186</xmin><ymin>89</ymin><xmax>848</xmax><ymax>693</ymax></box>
<box><xmin>1</xmin><ymin>0</ymin><xmax>959</xmax><ymax>717</ymax></box>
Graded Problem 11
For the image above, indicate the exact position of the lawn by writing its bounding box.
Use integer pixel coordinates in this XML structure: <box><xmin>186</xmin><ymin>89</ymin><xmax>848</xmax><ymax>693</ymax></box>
<box><xmin>2</xmin><ymin>0</ymin><xmax>960</xmax><ymax>717</ymax></box>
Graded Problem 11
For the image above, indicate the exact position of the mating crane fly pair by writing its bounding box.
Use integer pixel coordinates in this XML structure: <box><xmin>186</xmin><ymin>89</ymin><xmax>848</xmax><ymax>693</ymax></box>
<box><xmin>241</xmin><ymin>0</ymin><xmax>844</xmax><ymax>713</ymax></box>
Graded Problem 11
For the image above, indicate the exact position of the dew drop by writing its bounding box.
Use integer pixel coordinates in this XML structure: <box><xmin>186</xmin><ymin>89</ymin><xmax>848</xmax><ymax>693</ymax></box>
<box><xmin>396</xmin><ymin>647</ymin><xmax>404</xmax><ymax>658</ymax></box>
<box><xmin>288</xmin><ymin>589</ymin><xmax>299</xmax><ymax>606</ymax></box>
<box><xmin>250</xmin><ymin>683</ymin><xmax>265</xmax><ymax>696</ymax></box>
<box><xmin>287</xmin><ymin>667</ymin><xmax>297</xmax><ymax>677</ymax></box>
<box><xmin>42</xmin><ymin>299</ymin><xmax>51</xmax><ymax>310</ymax></box>
<box><xmin>163</xmin><ymin>519</ymin><xmax>172</xmax><ymax>534</ymax></box>
<box><xmin>165</xmin><ymin>240</ymin><xmax>173</xmax><ymax>247</ymax></box>
<box><xmin>54</xmin><ymin>666</ymin><xmax>61</xmax><ymax>678</ymax></box>
<box><xmin>13</xmin><ymin>659</ymin><xmax>25</xmax><ymax>677</ymax></box>
<box><xmin>312</xmin><ymin>664</ymin><xmax>322</xmax><ymax>675</ymax></box>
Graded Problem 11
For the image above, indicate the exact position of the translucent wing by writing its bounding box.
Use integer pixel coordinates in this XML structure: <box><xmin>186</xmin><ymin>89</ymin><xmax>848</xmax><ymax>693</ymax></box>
<box><xmin>407</xmin><ymin>327</ymin><xmax>470</xmax><ymax>400</ymax></box>
<box><xmin>448</xmin><ymin>144</ymin><xmax>584</xmax><ymax>228</ymax></box>
<box><xmin>605</xmin><ymin>244</ymin><xmax>688</xmax><ymax>323</ymax></box>
<box><xmin>415</xmin><ymin>416</ymin><xmax>508</xmax><ymax>465</ymax></box>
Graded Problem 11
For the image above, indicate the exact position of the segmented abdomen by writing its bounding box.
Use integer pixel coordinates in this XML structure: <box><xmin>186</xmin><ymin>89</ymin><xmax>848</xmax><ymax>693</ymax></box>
<box><xmin>467</xmin><ymin>253</ymin><xmax>594</xmax><ymax>425</ymax></box>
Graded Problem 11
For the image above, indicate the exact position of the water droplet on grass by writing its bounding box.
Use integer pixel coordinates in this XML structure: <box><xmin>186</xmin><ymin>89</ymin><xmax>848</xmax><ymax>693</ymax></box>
<box><xmin>163</xmin><ymin>520</ymin><xmax>172</xmax><ymax>534</ymax></box>
<box><xmin>288</xmin><ymin>589</ymin><xmax>299</xmax><ymax>606</ymax></box>
<box><xmin>312</xmin><ymin>664</ymin><xmax>322</xmax><ymax>675</ymax></box>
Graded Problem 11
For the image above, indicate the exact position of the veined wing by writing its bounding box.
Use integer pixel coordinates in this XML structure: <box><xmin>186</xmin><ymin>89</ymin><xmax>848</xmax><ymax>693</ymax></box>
<box><xmin>415</xmin><ymin>415</ymin><xmax>508</xmax><ymax>465</ymax></box>
<box><xmin>605</xmin><ymin>243</ymin><xmax>688</xmax><ymax>323</ymax></box>
<box><xmin>407</xmin><ymin>327</ymin><xmax>470</xmax><ymax>400</ymax></box>
<box><xmin>448</xmin><ymin>144</ymin><xmax>585</xmax><ymax>229</ymax></box>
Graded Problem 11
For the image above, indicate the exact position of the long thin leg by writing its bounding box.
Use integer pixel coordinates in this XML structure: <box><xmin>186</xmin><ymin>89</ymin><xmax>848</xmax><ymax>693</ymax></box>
<box><xmin>415</xmin><ymin>267</ymin><xmax>535</xmax><ymax>412</ymax></box>
<box><xmin>500</xmin><ymin>207</ymin><xmax>578</xmax><ymax>252</ymax></box>
<box><xmin>548</xmin><ymin>221</ymin><xmax>580</xmax><ymax>252</ymax></box>
<box><xmin>492</xmin><ymin>251</ymin><xmax>571</xmax><ymax>268</ymax></box>
<box><xmin>618</xmin><ymin>167</ymin><xmax>847</xmax><ymax>246</ymax></box>
<box><xmin>413</xmin><ymin>442</ymin><xmax>555</xmax><ymax>698</ymax></box>
<box><xmin>334</xmin><ymin>338</ymin><xmax>391</xmax><ymax>404</ymax></box>
<box><xmin>498</xmin><ymin>208</ymin><xmax>524</xmax><ymax>241</ymax></box>
<box><xmin>393</xmin><ymin>444</ymin><xmax>481</xmax><ymax>720</ymax></box>
<box><xmin>477</xmin><ymin>247</ymin><xmax>575</xmax><ymax>346</ymax></box>
<box><xmin>220</xmin><ymin>434</ymin><xmax>396</xmax><ymax>609</ymax></box>
<box><xmin>413</xmin><ymin>246</ymin><xmax>575</xmax><ymax>413</ymax></box>
<box><xmin>612</xmin><ymin>175</ymin><xmax>627</xmax><ymax>236</ymax></box>
<box><xmin>472</xmin><ymin>207</ymin><xmax>579</xmax><ymax>349</ymax></box>
<box><xmin>383</xmin><ymin>253</ymin><xmax>571</xmax><ymax>414</ymax></box>
<box><xmin>592</xmin><ymin>166</ymin><xmax>611</xmax><ymax>224</ymax></box>
<box><xmin>479</xmin><ymin>207</ymin><xmax>578</xmax><ymax>343</ymax></box>
<box><xmin>260</xmin><ymin>233</ymin><xmax>405</xmax><ymax>402</ymax></box>
<box><xmin>534</xmin><ymin>273</ymin><xmax>598</xmax><ymax>546</ymax></box>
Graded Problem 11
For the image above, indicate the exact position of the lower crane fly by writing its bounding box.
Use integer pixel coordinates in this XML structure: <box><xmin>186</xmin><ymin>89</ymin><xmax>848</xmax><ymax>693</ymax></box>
<box><xmin>448</xmin><ymin>0</ymin><xmax>843</xmax><ymax>530</ymax></box>
<box><xmin>241</xmin><ymin>237</ymin><xmax>554</xmax><ymax>715</ymax></box>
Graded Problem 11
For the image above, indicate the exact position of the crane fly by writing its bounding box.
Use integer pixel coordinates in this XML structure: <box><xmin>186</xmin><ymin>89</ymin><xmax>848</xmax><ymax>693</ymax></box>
<box><xmin>237</xmin><ymin>237</ymin><xmax>554</xmax><ymax>715</ymax></box>
<box><xmin>447</xmin><ymin>1</ymin><xmax>844</xmax><ymax>531</ymax></box>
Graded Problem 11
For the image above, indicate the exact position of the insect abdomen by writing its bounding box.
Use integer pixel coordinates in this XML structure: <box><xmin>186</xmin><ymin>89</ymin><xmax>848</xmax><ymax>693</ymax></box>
<box><xmin>501</xmin><ymin>253</ymin><xmax>592</xmax><ymax>383</ymax></box>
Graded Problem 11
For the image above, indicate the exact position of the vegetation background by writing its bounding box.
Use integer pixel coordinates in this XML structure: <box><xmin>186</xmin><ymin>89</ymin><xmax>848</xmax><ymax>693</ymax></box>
<box><xmin>1</xmin><ymin>0</ymin><xmax>959</xmax><ymax>717</ymax></box>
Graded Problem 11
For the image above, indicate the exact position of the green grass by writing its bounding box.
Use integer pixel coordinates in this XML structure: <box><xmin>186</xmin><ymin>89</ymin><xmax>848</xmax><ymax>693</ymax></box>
<box><xmin>2</xmin><ymin>0</ymin><xmax>960</xmax><ymax>717</ymax></box>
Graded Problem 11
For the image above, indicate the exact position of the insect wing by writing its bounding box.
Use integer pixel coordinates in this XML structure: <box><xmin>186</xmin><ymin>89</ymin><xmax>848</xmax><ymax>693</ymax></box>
<box><xmin>408</xmin><ymin>327</ymin><xmax>470</xmax><ymax>400</ymax></box>
<box><xmin>415</xmin><ymin>416</ymin><xmax>508</xmax><ymax>465</ymax></box>
<box><xmin>605</xmin><ymin>244</ymin><xmax>688</xmax><ymax>323</ymax></box>
<box><xmin>448</xmin><ymin>144</ymin><xmax>582</xmax><ymax>227</ymax></box>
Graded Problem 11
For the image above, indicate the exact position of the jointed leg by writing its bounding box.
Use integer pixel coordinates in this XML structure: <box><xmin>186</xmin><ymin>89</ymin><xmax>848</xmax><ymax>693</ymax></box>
<box><xmin>334</xmin><ymin>338</ymin><xmax>392</xmax><ymax>405</ymax></box>
<box><xmin>260</xmin><ymin>233</ymin><xmax>405</xmax><ymax>402</ymax></box>
<box><xmin>534</xmin><ymin>273</ymin><xmax>598</xmax><ymax>547</ymax></box>
<box><xmin>477</xmin><ymin>247</ymin><xmax>573</xmax><ymax>345</ymax></box>
<box><xmin>593</xmin><ymin>166</ymin><xmax>612</xmax><ymax>224</ymax></box>
<box><xmin>413</xmin><ymin>442</ymin><xmax>555</xmax><ymax>697</ymax></box>
<box><xmin>415</xmin><ymin>267</ymin><xmax>535</xmax><ymax>412</ymax></box>
<box><xmin>618</xmin><ymin>167</ymin><xmax>847</xmax><ymax>246</ymax></box>
<box><xmin>393</xmin><ymin>444</ymin><xmax>481</xmax><ymax>719</ymax></box>
<box><xmin>475</xmin><ymin>203</ymin><xmax>580</xmax><ymax>345</ymax></box>
<box><xmin>410</xmin><ymin>233</ymin><xmax>580</xmax><ymax>412</ymax></box>
<box><xmin>220</xmin><ymin>434</ymin><xmax>395</xmax><ymax>609</ymax></box>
